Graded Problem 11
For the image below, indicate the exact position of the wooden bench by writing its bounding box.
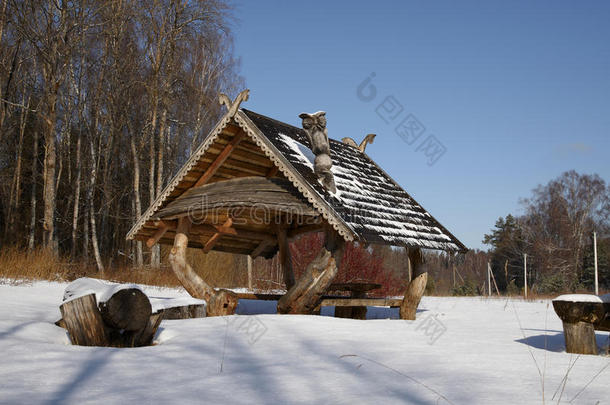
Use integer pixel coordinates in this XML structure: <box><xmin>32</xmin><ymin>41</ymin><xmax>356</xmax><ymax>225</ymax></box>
<box><xmin>325</xmin><ymin>282</ymin><xmax>382</xmax><ymax>319</ymax></box>
<box><xmin>552</xmin><ymin>295</ymin><xmax>610</xmax><ymax>355</ymax></box>
<box><xmin>235</xmin><ymin>287</ymin><xmax>401</xmax><ymax>320</ymax></box>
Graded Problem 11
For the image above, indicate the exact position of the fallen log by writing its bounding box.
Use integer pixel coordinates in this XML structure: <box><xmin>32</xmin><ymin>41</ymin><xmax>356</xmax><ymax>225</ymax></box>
<box><xmin>99</xmin><ymin>288</ymin><xmax>151</xmax><ymax>331</ymax></box>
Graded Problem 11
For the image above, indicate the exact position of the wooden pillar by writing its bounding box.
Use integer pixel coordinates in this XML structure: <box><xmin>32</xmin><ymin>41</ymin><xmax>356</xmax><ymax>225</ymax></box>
<box><xmin>400</xmin><ymin>247</ymin><xmax>428</xmax><ymax>320</ymax></box>
<box><xmin>247</xmin><ymin>255</ymin><xmax>253</xmax><ymax>290</ymax></box>
<box><xmin>168</xmin><ymin>217</ymin><xmax>238</xmax><ymax>316</ymax></box>
<box><xmin>277</xmin><ymin>225</ymin><xmax>295</xmax><ymax>290</ymax></box>
<box><xmin>277</xmin><ymin>227</ymin><xmax>342</xmax><ymax>315</ymax></box>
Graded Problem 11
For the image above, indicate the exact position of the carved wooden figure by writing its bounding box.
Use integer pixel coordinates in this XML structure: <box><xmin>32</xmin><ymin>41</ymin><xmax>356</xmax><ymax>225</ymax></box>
<box><xmin>299</xmin><ymin>111</ymin><xmax>336</xmax><ymax>193</ymax></box>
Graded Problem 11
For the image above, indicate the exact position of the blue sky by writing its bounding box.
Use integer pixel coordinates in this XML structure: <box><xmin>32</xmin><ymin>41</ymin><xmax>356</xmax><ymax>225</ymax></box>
<box><xmin>232</xmin><ymin>1</ymin><xmax>610</xmax><ymax>250</ymax></box>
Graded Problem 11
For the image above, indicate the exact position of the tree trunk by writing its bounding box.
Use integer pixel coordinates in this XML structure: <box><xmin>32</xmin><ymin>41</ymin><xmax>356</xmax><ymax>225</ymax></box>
<box><xmin>400</xmin><ymin>248</ymin><xmax>428</xmax><ymax>320</ymax></box>
<box><xmin>88</xmin><ymin>136</ymin><xmax>104</xmax><ymax>271</ymax></box>
<box><xmin>42</xmin><ymin>101</ymin><xmax>57</xmax><ymax>252</ymax></box>
<box><xmin>70</xmin><ymin>134</ymin><xmax>81</xmax><ymax>258</ymax></box>
<box><xmin>130</xmin><ymin>133</ymin><xmax>143</xmax><ymax>267</ymax></box>
<box><xmin>6</xmin><ymin>92</ymin><xmax>27</xmax><ymax>239</ymax></box>
<box><xmin>27</xmin><ymin>131</ymin><xmax>38</xmax><ymax>251</ymax></box>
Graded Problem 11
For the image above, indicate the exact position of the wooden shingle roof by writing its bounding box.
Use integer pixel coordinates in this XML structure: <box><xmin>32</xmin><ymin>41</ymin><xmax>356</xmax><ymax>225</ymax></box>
<box><xmin>126</xmin><ymin>105</ymin><xmax>465</xmax><ymax>253</ymax></box>
<box><xmin>241</xmin><ymin>109</ymin><xmax>466</xmax><ymax>252</ymax></box>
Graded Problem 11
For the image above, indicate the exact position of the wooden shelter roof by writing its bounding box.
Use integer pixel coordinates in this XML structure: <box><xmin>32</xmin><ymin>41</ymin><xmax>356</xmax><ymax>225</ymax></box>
<box><xmin>126</xmin><ymin>100</ymin><xmax>466</xmax><ymax>255</ymax></box>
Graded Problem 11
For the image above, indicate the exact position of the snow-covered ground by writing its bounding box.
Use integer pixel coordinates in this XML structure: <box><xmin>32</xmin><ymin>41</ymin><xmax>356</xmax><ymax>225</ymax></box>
<box><xmin>1</xmin><ymin>281</ymin><xmax>608</xmax><ymax>404</ymax></box>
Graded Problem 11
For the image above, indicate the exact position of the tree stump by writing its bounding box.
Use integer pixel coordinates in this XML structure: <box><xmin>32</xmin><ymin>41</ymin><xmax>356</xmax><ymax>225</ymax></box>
<box><xmin>400</xmin><ymin>248</ymin><xmax>428</xmax><ymax>320</ymax></box>
<box><xmin>561</xmin><ymin>321</ymin><xmax>598</xmax><ymax>355</ymax></box>
<box><xmin>60</xmin><ymin>293</ymin><xmax>108</xmax><ymax>346</ymax></box>
<box><xmin>552</xmin><ymin>299</ymin><xmax>604</xmax><ymax>355</ymax></box>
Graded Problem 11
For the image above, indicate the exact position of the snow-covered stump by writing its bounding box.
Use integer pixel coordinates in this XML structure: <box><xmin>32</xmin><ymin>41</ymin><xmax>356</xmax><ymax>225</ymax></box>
<box><xmin>60</xmin><ymin>293</ymin><xmax>107</xmax><ymax>346</ymax></box>
<box><xmin>400</xmin><ymin>248</ymin><xmax>427</xmax><ymax>320</ymax></box>
<box><xmin>552</xmin><ymin>295</ymin><xmax>609</xmax><ymax>355</ymax></box>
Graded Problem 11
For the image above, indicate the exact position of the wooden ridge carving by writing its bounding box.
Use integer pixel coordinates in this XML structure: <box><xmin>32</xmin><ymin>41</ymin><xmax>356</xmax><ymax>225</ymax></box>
<box><xmin>341</xmin><ymin>133</ymin><xmax>376</xmax><ymax>153</ymax></box>
<box><xmin>219</xmin><ymin>89</ymin><xmax>250</xmax><ymax>118</ymax></box>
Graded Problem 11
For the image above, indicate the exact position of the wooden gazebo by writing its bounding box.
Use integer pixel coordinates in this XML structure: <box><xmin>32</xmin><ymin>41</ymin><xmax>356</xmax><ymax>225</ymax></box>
<box><xmin>126</xmin><ymin>90</ymin><xmax>466</xmax><ymax>318</ymax></box>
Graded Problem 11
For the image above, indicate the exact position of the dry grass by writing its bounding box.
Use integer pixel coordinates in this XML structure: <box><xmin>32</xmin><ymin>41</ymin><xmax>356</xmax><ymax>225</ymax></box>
<box><xmin>2</xmin><ymin>248</ymin><xmax>605</xmax><ymax>299</ymax></box>
<box><xmin>0</xmin><ymin>247</ymin><xmax>253</xmax><ymax>289</ymax></box>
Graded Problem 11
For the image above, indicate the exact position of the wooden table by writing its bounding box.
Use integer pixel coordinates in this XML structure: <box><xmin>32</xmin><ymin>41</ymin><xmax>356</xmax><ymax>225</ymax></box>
<box><xmin>328</xmin><ymin>282</ymin><xmax>381</xmax><ymax>319</ymax></box>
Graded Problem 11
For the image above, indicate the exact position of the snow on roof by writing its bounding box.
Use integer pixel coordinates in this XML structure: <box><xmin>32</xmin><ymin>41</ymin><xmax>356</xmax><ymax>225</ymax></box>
<box><xmin>242</xmin><ymin>109</ymin><xmax>466</xmax><ymax>252</ymax></box>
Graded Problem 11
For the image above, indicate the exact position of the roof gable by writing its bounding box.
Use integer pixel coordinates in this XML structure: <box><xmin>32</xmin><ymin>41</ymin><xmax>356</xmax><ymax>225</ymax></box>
<box><xmin>127</xmin><ymin>106</ymin><xmax>465</xmax><ymax>253</ymax></box>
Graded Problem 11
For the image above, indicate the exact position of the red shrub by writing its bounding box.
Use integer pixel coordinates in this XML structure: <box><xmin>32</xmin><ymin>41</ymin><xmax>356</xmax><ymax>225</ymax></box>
<box><xmin>289</xmin><ymin>233</ymin><xmax>405</xmax><ymax>296</ymax></box>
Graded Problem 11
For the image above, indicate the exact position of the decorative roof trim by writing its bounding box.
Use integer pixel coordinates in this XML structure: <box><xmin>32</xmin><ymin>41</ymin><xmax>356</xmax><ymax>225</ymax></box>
<box><xmin>126</xmin><ymin>111</ymin><xmax>234</xmax><ymax>241</ymax></box>
<box><xmin>234</xmin><ymin>110</ymin><xmax>357</xmax><ymax>242</ymax></box>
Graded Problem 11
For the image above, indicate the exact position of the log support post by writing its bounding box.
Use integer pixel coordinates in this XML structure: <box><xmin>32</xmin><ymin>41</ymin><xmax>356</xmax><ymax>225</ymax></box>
<box><xmin>168</xmin><ymin>217</ymin><xmax>238</xmax><ymax>317</ymax></box>
<box><xmin>400</xmin><ymin>247</ymin><xmax>428</xmax><ymax>320</ymax></box>
<box><xmin>277</xmin><ymin>227</ymin><xmax>342</xmax><ymax>315</ymax></box>
<box><xmin>277</xmin><ymin>225</ymin><xmax>295</xmax><ymax>290</ymax></box>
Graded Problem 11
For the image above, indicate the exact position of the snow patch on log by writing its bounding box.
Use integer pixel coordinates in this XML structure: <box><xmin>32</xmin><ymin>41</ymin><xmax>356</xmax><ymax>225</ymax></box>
<box><xmin>63</xmin><ymin>278</ymin><xmax>142</xmax><ymax>305</ymax></box>
<box><xmin>553</xmin><ymin>294</ymin><xmax>607</xmax><ymax>303</ymax></box>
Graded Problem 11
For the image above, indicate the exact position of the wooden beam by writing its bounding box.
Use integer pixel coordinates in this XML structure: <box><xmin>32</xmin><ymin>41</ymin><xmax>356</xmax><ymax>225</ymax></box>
<box><xmin>320</xmin><ymin>298</ymin><xmax>402</xmax><ymax>307</ymax></box>
<box><xmin>146</xmin><ymin>221</ymin><xmax>173</xmax><ymax>248</ymax></box>
<box><xmin>194</xmin><ymin>131</ymin><xmax>245</xmax><ymax>188</ymax></box>
<box><xmin>202</xmin><ymin>218</ymin><xmax>233</xmax><ymax>253</ymax></box>
<box><xmin>251</xmin><ymin>239</ymin><xmax>274</xmax><ymax>259</ymax></box>
<box><xmin>288</xmin><ymin>223</ymin><xmax>324</xmax><ymax>239</ymax></box>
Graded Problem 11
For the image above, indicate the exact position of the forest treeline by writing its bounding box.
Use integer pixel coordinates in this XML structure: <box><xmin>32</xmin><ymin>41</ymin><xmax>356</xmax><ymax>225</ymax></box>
<box><xmin>0</xmin><ymin>0</ymin><xmax>243</xmax><ymax>268</ymax></box>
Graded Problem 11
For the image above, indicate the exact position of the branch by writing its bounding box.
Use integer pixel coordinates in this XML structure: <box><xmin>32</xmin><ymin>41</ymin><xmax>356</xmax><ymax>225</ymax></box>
<box><xmin>0</xmin><ymin>98</ymin><xmax>37</xmax><ymax>112</ymax></box>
